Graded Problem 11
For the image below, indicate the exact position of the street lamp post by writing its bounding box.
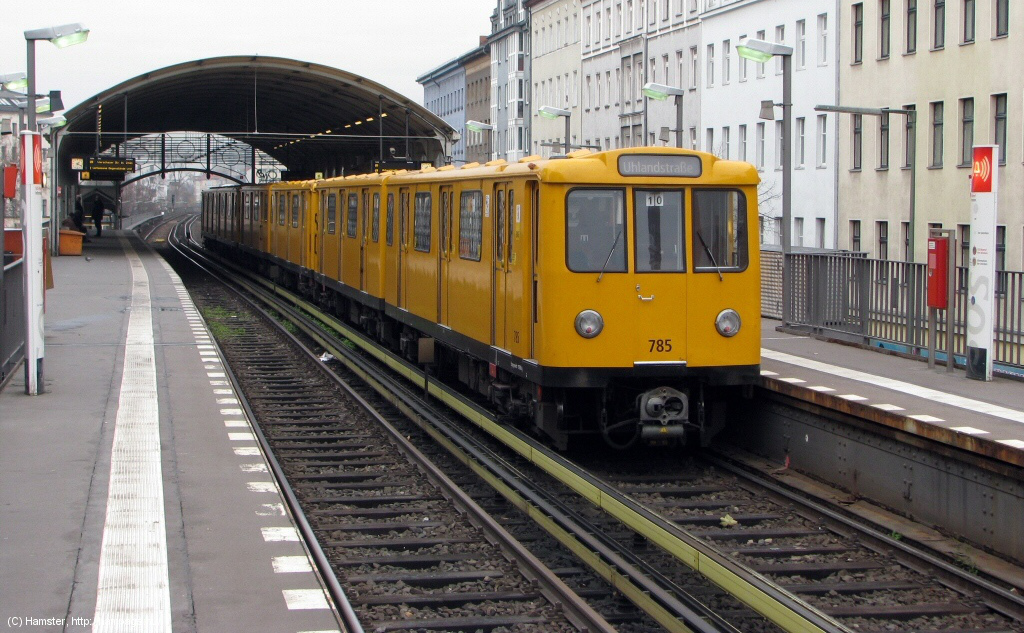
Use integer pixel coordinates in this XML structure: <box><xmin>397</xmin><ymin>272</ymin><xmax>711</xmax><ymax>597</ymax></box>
<box><xmin>465</xmin><ymin>120</ymin><xmax>493</xmax><ymax>163</ymax></box>
<box><xmin>21</xmin><ymin>22</ymin><xmax>89</xmax><ymax>395</ymax></box>
<box><xmin>642</xmin><ymin>82</ymin><xmax>685</xmax><ymax>148</ymax></box>
<box><xmin>538</xmin><ymin>105</ymin><xmax>571</xmax><ymax>155</ymax></box>
<box><xmin>737</xmin><ymin>38</ymin><xmax>794</xmax><ymax>323</ymax></box>
<box><xmin>815</xmin><ymin>104</ymin><xmax>917</xmax><ymax>261</ymax></box>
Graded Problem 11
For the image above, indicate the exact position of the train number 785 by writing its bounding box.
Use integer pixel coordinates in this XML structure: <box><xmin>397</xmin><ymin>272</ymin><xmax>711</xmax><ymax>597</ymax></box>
<box><xmin>648</xmin><ymin>339</ymin><xmax>673</xmax><ymax>353</ymax></box>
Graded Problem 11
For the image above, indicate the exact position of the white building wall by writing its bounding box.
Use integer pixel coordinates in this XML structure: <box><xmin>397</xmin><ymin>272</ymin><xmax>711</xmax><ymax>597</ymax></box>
<box><xmin>701</xmin><ymin>0</ymin><xmax>840</xmax><ymax>249</ymax></box>
<box><xmin>839</xmin><ymin>0</ymin><xmax>1022</xmax><ymax>268</ymax></box>
<box><xmin>530</xmin><ymin>0</ymin><xmax>582</xmax><ymax>157</ymax></box>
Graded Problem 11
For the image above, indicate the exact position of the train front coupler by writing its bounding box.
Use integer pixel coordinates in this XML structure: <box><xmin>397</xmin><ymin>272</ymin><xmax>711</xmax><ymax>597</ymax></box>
<box><xmin>638</xmin><ymin>386</ymin><xmax>689</xmax><ymax>442</ymax></box>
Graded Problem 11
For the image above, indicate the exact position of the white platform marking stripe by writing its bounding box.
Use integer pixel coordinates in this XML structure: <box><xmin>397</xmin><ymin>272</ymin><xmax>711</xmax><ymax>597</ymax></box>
<box><xmin>262</xmin><ymin>527</ymin><xmax>300</xmax><ymax>542</ymax></box>
<box><xmin>762</xmin><ymin>349</ymin><xmax>1024</xmax><ymax>424</ymax></box>
<box><xmin>282</xmin><ymin>589</ymin><xmax>330</xmax><ymax>610</ymax></box>
<box><xmin>273</xmin><ymin>556</ymin><xmax>313</xmax><ymax>573</ymax></box>
<box><xmin>94</xmin><ymin>239</ymin><xmax>171</xmax><ymax>632</ymax></box>
<box><xmin>997</xmin><ymin>439</ymin><xmax>1024</xmax><ymax>448</ymax></box>
<box><xmin>951</xmin><ymin>426</ymin><xmax>989</xmax><ymax>435</ymax></box>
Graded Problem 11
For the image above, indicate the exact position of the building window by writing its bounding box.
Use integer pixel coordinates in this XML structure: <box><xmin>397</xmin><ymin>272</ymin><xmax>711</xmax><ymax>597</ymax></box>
<box><xmin>756</xmin><ymin>30</ymin><xmax>766</xmax><ymax>77</ymax></box>
<box><xmin>796</xmin><ymin>20</ymin><xmax>807</xmax><ymax>69</ymax></box>
<box><xmin>851</xmin><ymin>220</ymin><xmax>862</xmax><ymax>251</ymax></box>
<box><xmin>933</xmin><ymin>0</ymin><xmax>945</xmax><ymax>48</ymax></box>
<box><xmin>706</xmin><ymin>128</ymin><xmax>715</xmax><ymax>155</ymax></box>
<box><xmin>996</xmin><ymin>225</ymin><xmax>1006</xmax><ymax>272</ymax></box>
<box><xmin>817</xmin><ymin>14</ymin><xmax>829</xmax><ymax>65</ymax></box>
<box><xmin>723</xmin><ymin>126</ymin><xmax>731</xmax><ymax>158</ymax></box>
<box><xmin>903</xmin><ymin>104</ymin><xmax>916</xmax><ymax>168</ymax></box>
<box><xmin>995</xmin><ymin>0</ymin><xmax>1008</xmax><ymax>37</ymax></box>
<box><xmin>738</xmin><ymin>39</ymin><xmax>748</xmax><ymax>81</ymax></box>
<box><xmin>690</xmin><ymin>127</ymin><xmax>698</xmax><ymax>150</ymax></box>
<box><xmin>676</xmin><ymin>50</ymin><xmax>685</xmax><ymax>88</ymax></box>
<box><xmin>689</xmin><ymin>47</ymin><xmax>698</xmax><ymax>88</ymax></box>
<box><xmin>816</xmin><ymin>218</ymin><xmax>826</xmax><ymax>248</ymax></box>
<box><xmin>739</xmin><ymin>124</ymin><xmax>747</xmax><ymax>161</ymax></box>
<box><xmin>853</xmin><ymin>114</ymin><xmax>863</xmax><ymax>170</ymax></box>
<box><xmin>879</xmin><ymin>112</ymin><xmax>890</xmax><ymax>169</ymax></box>
<box><xmin>931</xmin><ymin>101</ymin><xmax>944</xmax><ymax>167</ymax></box>
<box><xmin>907</xmin><ymin>0</ymin><xmax>918</xmax><ymax>52</ymax></box>
<box><xmin>707</xmin><ymin>44</ymin><xmax>715</xmax><ymax>87</ymax></box>
<box><xmin>853</xmin><ymin>3</ymin><xmax>864</xmax><ymax>63</ymax></box>
<box><xmin>963</xmin><ymin>0</ymin><xmax>975</xmax><ymax>43</ymax></box>
<box><xmin>775</xmin><ymin>25</ymin><xmax>786</xmax><ymax>74</ymax></box>
<box><xmin>880</xmin><ymin>0</ymin><xmax>891</xmax><ymax>58</ymax></box>
<box><xmin>877</xmin><ymin>221</ymin><xmax>889</xmax><ymax>259</ymax></box>
<box><xmin>755</xmin><ymin>122</ymin><xmax>765</xmax><ymax>169</ymax></box>
<box><xmin>817</xmin><ymin>114</ymin><xmax>828</xmax><ymax>167</ymax></box>
<box><xmin>775</xmin><ymin>121</ymin><xmax>784</xmax><ymax>169</ymax></box>
<box><xmin>723</xmin><ymin>40</ymin><xmax>731</xmax><ymax>84</ymax></box>
<box><xmin>959</xmin><ymin>98</ymin><xmax>974</xmax><ymax>166</ymax></box>
<box><xmin>795</xmin><ymin>217</ymin><xmax>805</xmax><ymax>247</ymax></box>
<box><xmin>958</xmin><ymin>223</ymin><xmax>970</xmax><ymax>266</ymax></box>
<box><xmin>796</xmin><ymin>117</ymin><xmax>806</xmax><ymax>167</ymax></box>
<box><xmin>993</xmin><ymin>93</ymin><xmax>1007</xmax><ymax>164</ymax></box>
<box><xmin>901</xmin><ymin>221</ymin><xmax>911</xmax><ymax>259</ymax></box>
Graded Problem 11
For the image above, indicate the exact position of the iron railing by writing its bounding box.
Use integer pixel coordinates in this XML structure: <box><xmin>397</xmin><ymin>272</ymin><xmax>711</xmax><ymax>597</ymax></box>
<box><xmin>764</xmin><ymin>250</ymin><xmax>1024</xmax><ymax>373</ymax></box>
<box><xmin>1</xmin><ymin>255</ymin><xmax>25</xmax><ymax>389</ymax></box>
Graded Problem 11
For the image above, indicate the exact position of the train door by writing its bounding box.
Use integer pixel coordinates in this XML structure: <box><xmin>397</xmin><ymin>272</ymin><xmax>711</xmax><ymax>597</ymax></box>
<box><xmin>632</xmin><ymin>188</ymin><xmax>687</xmax><ymax>361</ymax></box>
<box><xmin>437</xmin><ymin>185</ymin><xmax>454</xmax><ymax>326</ymax></box>
<box><xmin>360</xmin><ymin>189</ymin><xmax>370</xmax><ymax>291</ymax></box>
<box><xmin>397</xmin><ymin>189</ymin><xmax>410</xmax><ymax>309</ymax></box>
<box><xmin>504</xmin><ymin>182</ymin><xmax>532</xmax><ymax>358</ymax></box>
<box><xmin>491</xmin><ymin>182</ymin><xmax>512</xmax><ymax>349</ymax></box>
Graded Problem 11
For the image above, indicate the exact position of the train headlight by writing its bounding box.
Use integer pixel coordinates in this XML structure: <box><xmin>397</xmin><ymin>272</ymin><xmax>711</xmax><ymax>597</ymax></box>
<box><xmin>715</xmin><ymin>309</ymin><xmax>741</xmax><ymax>337</ymax></box>
<box><xmin>574</xmin><ymin>310</ymin><xmax>604</xmax><ymax>339</ymax></box>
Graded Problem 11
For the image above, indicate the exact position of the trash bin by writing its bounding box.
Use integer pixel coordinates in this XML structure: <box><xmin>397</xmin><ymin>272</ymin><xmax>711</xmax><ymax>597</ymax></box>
<box><xmin>59</xmin><ymin>229</ymin><xmax>85</xmax><ymax>256</ymax></box>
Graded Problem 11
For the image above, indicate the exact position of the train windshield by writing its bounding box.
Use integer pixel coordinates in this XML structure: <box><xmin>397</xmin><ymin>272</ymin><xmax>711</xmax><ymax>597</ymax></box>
<box><xmin>692</xmin><ymin>190</ymin><xmax>748</xmax><ymax>272</ymax></box>
<box><xmin>566</xmin><ymin>189</ymin><xmax>627</xmax><ymax>273</ymax></box>
<box><xmin>634</xmin><ymin>190</ymin><xmax>685</xmax><ymax>272</ymax></box>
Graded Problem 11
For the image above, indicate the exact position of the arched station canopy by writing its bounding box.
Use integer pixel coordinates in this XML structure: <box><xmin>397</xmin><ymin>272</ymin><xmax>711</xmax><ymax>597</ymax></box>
<box><xmin>54</xmin><ymin>56</ymin><xmax>455</xmax><ymax>186</ymax></box>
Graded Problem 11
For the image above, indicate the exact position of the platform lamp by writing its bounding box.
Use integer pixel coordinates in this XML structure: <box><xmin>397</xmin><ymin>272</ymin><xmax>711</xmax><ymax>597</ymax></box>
<box><xmin>21</xmin><ymin>22</ymin><xmax>89</xmax><ymax>395</ymax></box>
<box><xmin>538</xmin><ymin>105</ymin><xmax>571</xmax><ymax>155</ymax></box>
<box><xmin>466</xmin><ymin>120</ymin><xmax>493</xmax><ymax>161</ymax></box>
<box><xmin>0</xmin><ymin>72</ymin><xmax>28</xmax><ymax>91</ymax></box>
<box><xmin>642</xmin><ymin>82</ymin><xmax>685</xmax><ymax>148</ymax></box>
<box><xmin>737</xmin><ymin>37</ymin><xmax>794</xmax><ymax>324</ymax></box>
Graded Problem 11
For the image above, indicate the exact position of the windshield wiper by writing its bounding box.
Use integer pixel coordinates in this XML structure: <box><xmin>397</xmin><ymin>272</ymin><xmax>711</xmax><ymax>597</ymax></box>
<box><xmin>696</xmin><ymin>230</ymin><xmax>723</xmax><ymax>281</ymax></box>
<box><xmin>597</xmin><ymin>229</ymin><xmax>622</xmax><ymax>283</ymax></box>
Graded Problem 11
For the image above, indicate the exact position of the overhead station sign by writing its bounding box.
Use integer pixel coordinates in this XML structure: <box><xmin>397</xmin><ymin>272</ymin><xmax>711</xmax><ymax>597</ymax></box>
<box><xmin>71</xmin><ymin>156</ymin><xmax>136</xmax><ymax>182</ymax></box>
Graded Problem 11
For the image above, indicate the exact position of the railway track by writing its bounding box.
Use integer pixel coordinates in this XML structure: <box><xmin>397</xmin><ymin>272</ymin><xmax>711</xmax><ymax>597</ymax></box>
<box><xmin>156</xmin><ymin>216</ymin><xmax>1024</xmax><ymax>633</ymax></box>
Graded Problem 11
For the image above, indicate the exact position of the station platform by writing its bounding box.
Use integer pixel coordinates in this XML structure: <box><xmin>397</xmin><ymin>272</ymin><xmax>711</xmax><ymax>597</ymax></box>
<box><xmin>760</xmin><ymin>318</ymin><xmax>1024</xmax><ymax>467</ymax></box>
<box><xmin>0</xmin><ymin>231</ymin><xmax>341</xmax><ymax>633</ymax></box>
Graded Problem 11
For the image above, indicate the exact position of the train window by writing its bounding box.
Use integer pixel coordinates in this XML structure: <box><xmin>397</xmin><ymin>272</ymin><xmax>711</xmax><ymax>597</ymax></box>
<box><xmin>507</xmin><ymin>191</ymin><xmax>515</xmax><ymax>263</ymax></box>
<box><xmin>362</xmin><ymin>192</ymin><xmax>370</xmax><ymax>240</ymax></box>
<box><xmin>459</xmin><ymin>191</ymin><xmax>483</xmax><ymax>261</ymax></box>
<box><xmin>372</xmin><ymin>194</ymin><xmax>381</xmax><ymax>242</ymax></box>
<box><xmin>440</xmin><ymin>190</ymin><xmax>449</xmax><ymax>254</ymax></box>
<box><xmin>566</xmin><ymin>189</ymin><xmax>627</xmax><ymax>273</ymax></box>
<box><xmin>496</xmin><ymin>190</ymin><xmax>505</xmax><ymax>262</ymax></box>
<box><xmin>326</xmin><ymin>194</ymin><xmax>337</xmax><ymax>234</ymax></box>
<box><xmin>347</xmin><ymin>193</ymin><xmax>358</xmax><ymax>238</ymax></box>
<box><xmin>692</xmin><ymin>190</ymin><xmax>748</xmax><ymax>272</ymax></box>
<box><xmin>291</xmin><ymin>195</ymin><xmax>300</xmax><ymax>228</ymax></box>
<box><xmin>634</xmin><ymin>190</ymin><xmax>686</xmax><ymax>272</ymax></box>
<box><xmin>278</xmin><ymin>194</ymin><xmax>286</xmax><ymax>226</ymax></box>
<box><xmin>414</xmin><ymin>192</ymin><xmax>432</xmax><ymax>252</ymax></box>
<box><xmin>254</xmin><ymin>194</ymin><xmax>261</xmax><ymax>223</ymax></box>
<box><xmin>386</xmin><ymin>194</ymin><xmax>395</xmax><ymax>245</ymax></box>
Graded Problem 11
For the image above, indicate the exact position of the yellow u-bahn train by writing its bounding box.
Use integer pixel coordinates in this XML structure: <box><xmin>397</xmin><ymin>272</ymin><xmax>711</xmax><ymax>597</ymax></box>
<box><xmin>202</xmin><ymin>147</ymin><xmax>760</xmax><ymax>449</ymax></box>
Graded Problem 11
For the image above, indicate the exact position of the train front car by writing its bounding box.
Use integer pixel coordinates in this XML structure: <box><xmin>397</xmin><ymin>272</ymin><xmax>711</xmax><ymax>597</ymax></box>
<box><xmin>532</xmin><ymin>148</ymin><xmax>760</xmax><ymax>449</ymax></box>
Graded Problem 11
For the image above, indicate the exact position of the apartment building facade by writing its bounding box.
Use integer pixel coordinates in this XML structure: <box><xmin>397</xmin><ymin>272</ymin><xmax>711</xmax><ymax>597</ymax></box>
<box><xmin>490</xmin><ymin>0</ymin><xmax>532</xmax><ymax>162</ymax></box>
<box><xmin>527</xmin><ymin>0</ymin><xmax>582</xmax><ymax>157</ymax></box>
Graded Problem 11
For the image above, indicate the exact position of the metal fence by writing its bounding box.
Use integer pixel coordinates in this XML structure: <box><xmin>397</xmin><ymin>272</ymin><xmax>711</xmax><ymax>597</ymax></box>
<box><xmin>764</xmin><ymin>251</ymin><xmax>1024</xmax><ymax>373</ymax></box>
<box><xmin>1</xmin><ymin>255</ymin><xmax>25</xmax><ymax>389</ymax></box>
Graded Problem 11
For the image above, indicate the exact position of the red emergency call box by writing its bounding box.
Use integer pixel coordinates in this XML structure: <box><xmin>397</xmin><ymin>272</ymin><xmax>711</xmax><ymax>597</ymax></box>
<box><xmin>3</xmin><ymin>165</ymin><xmax>17</xmax><ymax>199</ymax></box>
<box><xmin>927</xmin><ymin>237</ymin><xmax>950</xmax><ymax>309</ymax></box>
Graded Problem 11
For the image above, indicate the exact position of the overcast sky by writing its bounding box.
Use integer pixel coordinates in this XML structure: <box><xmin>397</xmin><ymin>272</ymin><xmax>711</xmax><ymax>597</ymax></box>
<box><xmin>2</xmin><ymin>0</ymin><xmax>494</xmax><ymax>110</ymax></box>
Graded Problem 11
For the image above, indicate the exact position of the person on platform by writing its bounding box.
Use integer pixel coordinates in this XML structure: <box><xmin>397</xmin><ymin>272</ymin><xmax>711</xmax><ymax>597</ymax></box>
<box><xmin>73</xmin><ymin>198</ymin><xmax>87</xmax><ymax>233</ymax></box>
<box><xmin>91</xmin><ymin>197</ymin><xmax>105</xmax><ymax>237</ymax></box>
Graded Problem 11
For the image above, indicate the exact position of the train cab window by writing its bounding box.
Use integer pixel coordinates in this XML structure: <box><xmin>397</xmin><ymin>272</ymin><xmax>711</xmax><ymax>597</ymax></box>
<box><xmin>386</xmin><ymin>194</ymin><xmax>395</xmax><ymax>245</ymax></box>
<box><xmin>566</xmin><ymin>189</ymin><xmax>627</xmax><ymax>273</ymax></box>
<box><xmin>291</xmin><ymin>195</ymin><xmax>300</xmax><ymax>228</ymax></box>
<box><xmin>372</xmin><ymin>193</ymin><xmax>381</xmax><ymax>242</ymax></box>
<box><xmin>278</xmin><ymin>194</ymin><xmax>286</xmax><ymax>226</ymax></box>
<box><xmin>413</xmin><ymin>192</ymin><xmax>432</xmax><ymax>252</ymax></box>
<box><xmin>326</xmin><ymin>194</ymin><xmax>337</xmax><ymax>234</ymax></box>
<box><xmin>692</xmin><ymin>190</ymin><xmax>748</xmax><ymax>272</ymax></box>
<box><xmin>459</xmin><ymin>190</ymin><xmax>483</xmax><ymax>261</ymax></box>
<box><xmin>347</xmin><ymin>193</ymin><xmax>358</xmax><ymax>238</ymax></box>
<box><xmin>634</xmin><ymin>190</ymin><xmax>685</xmax><ymax>272</ymax></box>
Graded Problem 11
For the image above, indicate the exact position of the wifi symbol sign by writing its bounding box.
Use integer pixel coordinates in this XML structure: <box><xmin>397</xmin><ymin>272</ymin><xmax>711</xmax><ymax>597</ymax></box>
<box><xmin>972</xmin><ymin>147</ymin><xmax>994</xmax><ymax>193</ymax></box>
